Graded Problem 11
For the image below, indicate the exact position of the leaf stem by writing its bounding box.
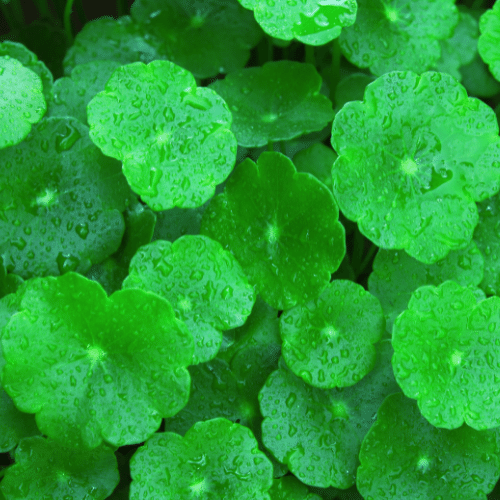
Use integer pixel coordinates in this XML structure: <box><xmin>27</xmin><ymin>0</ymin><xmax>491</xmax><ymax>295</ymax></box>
<box><xmin>64</xmin><ymin>0</ymin><xmax>75</xmax><ymax>44</ymax></box>
<box><xmin>351</xmin><ymin>228</ymin><xmax>365</xmax><ymax>273</ymax></box>
<box><xmin>267</xmin><ymin>141</ymin><xmax>274</xmax><ymax>152</ymax></box>
<box><xmin>356</xmin><ymin>243</ymin><xmax>377</xmax><ymax>278</ymax></box>
<box><xmin>33</xmin><ymin>0</ymin><xmax>53</xmax><ymax>19</ymax></box>
<box><xmin>330</xmin><ymin>39</ymin><xmax>341</xmax><ymax>107</ymax></box>
<box><xmin>305</xmin><ymin>44</ymin><xmax>315</xmax><ymax>66</ymax></box>
<box><xmin>1</xmin><ymin>0</ymin><xmax>24</xmax><ymax>30</ymax></box>
<box><xmin>471</xmin><ymin>0</ymin><xmax>485</xmax><ymax>8</ymax></box>
<box><xmin>0</xmin><ymin>2</ymin><xmax>16</xmax><ymax>32</ymax></box>
<box><xmin>279</xmin><ymin>141</ymin><xmax>286</xmax><ymax>155</ymax></box>
<box><xmin>75</xmin><ymin>0</ymin><xmax>87</xmax><ymax>24</ymax></box>
<box><xmin>258</xmin><ymin>36</ymin><xmax>273</xmax><ymax>65</ymax></box>
<box><xmin>117</xmin><ymin>0</ymin><xmax>127</xmax><ymax>16</ymax></box>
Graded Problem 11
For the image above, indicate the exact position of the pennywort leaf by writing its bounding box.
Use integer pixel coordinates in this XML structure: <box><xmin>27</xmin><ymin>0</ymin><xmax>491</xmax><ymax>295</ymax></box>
<box><xmin>201</xmin><ymin>151</ymin><xmax>346</xmax><ymax>311</ymax></box>
<box><xmin>0</xmin><ymin>56</ymin><xmax>46</xmax><ymax>150</ymax></box>
<box><xmin>87</xmin><ymin>60</ymin><xmax>238</xmax><ymax>211</ymax></box>
<box><xmin>122</xmin><ymin>235</ymin><xmax>256</xmax><ymax>365</ymax></box>
<box><xmin>331</xmin><ymin>70</ymin><xmax>500</xmax><ymax>264</ymax></box>
<box><xmin>0</xmin><ymin>272</ymin><xmax>194</xmax><ymax>449</ymax></box>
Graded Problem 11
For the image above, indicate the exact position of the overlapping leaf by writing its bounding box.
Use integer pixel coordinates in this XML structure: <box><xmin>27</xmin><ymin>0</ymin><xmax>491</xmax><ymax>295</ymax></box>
<box><xmin>200</xmin><ymin>151</ymin><xmax>345</xmax><ymax>310</ymax></box>
<box><xmin>87</xmin><ymin>60</ymin><xmax>237</xmax><ymax>211</ymax></box>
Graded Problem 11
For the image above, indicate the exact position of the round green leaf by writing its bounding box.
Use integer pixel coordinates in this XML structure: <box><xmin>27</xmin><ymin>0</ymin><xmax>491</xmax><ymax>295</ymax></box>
<box><xmin>478</xmin><ymin>0</ymin><xmax>500</xmax><ymax>83</ymax></box>
<box><xmin>131</xmin><ymin>0</ymin><xmax>262</xmax><ymax>79</ymax></box>
<box><xmin>200</xmin><ymin>151</ymin><xmax>346</xmax><ymax>311</ymax></box>
<box><xmin>0</xmin><ymin>256</ymin><xmax>23</xmax><ymax>299</ymax></box>
<box><xmin>129</xmin><ymin>418</ymin><xmax>273</xmax><ymax>499</ymax></box>
<box><xmin>434</xmin><ymin>9</ymin><xmax>478</xmax><ymax>81</ymax></box>
<box><xmin>162</xmin><ymin>358</ymin><xmax>254</xmax><ymax>436</ymax></box>
<box><xmin>460</xmin><ymin>50</ymin><xmax>500</xmax><ymax>98</ymax></box>
<box><xmin>339</xmin><ymin>0</ymin><xmax>459</xmax><ymax>76</ymax></box>
<box><xmin>209</xmin><ymin>61</ymin><xmax>334</xmax><ymax>148</ymax></box>
<box><xmin>0</xmin><ymin>388</ymin><xmax>40</xmax><ymax>454</ymax></box>
<box><xmin>0</xmin><ymin>436</ymin><xmax>119</xmax><ymax>500</ymax></box>
<box><xmin>122</xmin><ymin>235</ymin><xmax>256</xmax><ymax>364</ymax></box>
<box><xmin>87</xmin><ymin>60</ymin><xmax>237</xmax><ymax>211</ymax></box>
<box><xmin>63</xmin><ymin>16</ymin><xmax>166</xmax><ymax>76</ymax></box>
<box><xmin>0</xmin><ymin>40</ymin><xmax>53</xmax><ymax>101</ymax></box>
<box><xmin>357</xmin><ymin>392</ymin><xmax>500</xmax><ymax>500</ymax></box>
<box><xmin>259</xmin><ymin>342</ymin><xmax>400</xmax><ymax>489</ymax></box>
<box><xmin>47</xmin><ymin>60</ymin><xmax>122</xmax><ymax>126</ymax></box>
<box><xmin>0</xmin><ymin>57</ymin><xmax>46</xmax><ymax>150</ymax></box>
<box><xmin>280</xmin><ymin>280</ymin><xmax>384</xmax><ymax>389</ymax></box>
<box><xmin>0</xmin><ymin>116</ymin><xmax>132</xmax><ymax>279</ymax></box>
<box><xmin>86</xmin><ymin>197</ymin><xmax>157</xmax><ymax>296</ymax></box>
<box><xmin>237</xmin><ymin>0</ymin><xmax>356</xmax><ymax>46</ymax></box>
<box><xmin>292</xmin><ymin>143</ymin><xmax>337</xmax><ymax>192</ymax></box>
<box><xmin>333</xmin><ymin>73</ymin><xmax>375</xmax><ymax>114</ymax></box>
<box><xmin>331</xmin><ymin>70</ymin><xmax>500</xmax><ymax>265</ymax></box>
<box><xmin>392</xmin><ymin>280</ymin><xmax>500</xmax><ymax>430</ymax></box>
<box><xmin>0</xmin><ymin>272</ymin><xmax>194</xmax><ymax>449</ymax></box>
<box><xmin>368</xmin><ymin>242</ymin><xmax>484</xmax><ymax>333</ymax></box>
<box><xmin>269</xmin><ymin>475</ymin><xmax>322</xmax><ymax>500</ymax></box>
<box><xmin>475</xmin><ymin>192</ymin><xmax>500</xmax><ymax>296</ymax></box>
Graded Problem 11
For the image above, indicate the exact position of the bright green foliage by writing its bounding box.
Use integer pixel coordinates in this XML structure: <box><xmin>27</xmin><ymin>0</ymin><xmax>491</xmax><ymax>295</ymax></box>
<box><xmin>0</xmin><ymin>272</ymin><xmax>194</xmax><ymax>449</ymax></box>
<box><xmin>292</xmin><ymin>142</ymin><xmax>336</xmax><ymax>192</ymax></box>
<box><xmin>474</xmin><ymin>192</ymin><xmax>500</xmax><ymax>296</ymax></box>
<box><xmin>63</xmin><ymin>16</ymin><xmax>166</xmax><ymax>76</ymax></box>
<box><xmin>209</xmin><ymin>61</ymin><xmax>334</xmax><ymax>148</ymax></box>
<box><xmin>160</xmin><ymin>355</ymin><xmax>288</xmax><ymax>476</ymax></box>
<box><xmin>461</xmin><ymin>5</ymin><xmax>500</xmax><ymax>97</ymax></box>
<box><xmin>478</xmin><ymin>0</ymin><xmax>500</xmax><ymax>83</ymax></box>
<box><xmin>163</xmin><ymin>357</ymin><xmax>254</xmax><ymax>436</ymax></box>
<box><xmin>87</xmin><ymin>60</ymin><xmax>238</xmax><ymax>211</ymax></box>
<box><xmin>269</xmin><ymin>475</ymin><xmax>322</xmax><ymax>500</ymax></box>
<box><xmin>0</xmin><ymin>117</ymin><xmax>132</xmax><ymax>279</ymax></box>
<box><xmin>237</xmin><ymin>0</ymin><xmax>356</xmax><ymax>46</ymax></box>
<box><xmin>200</xmin><ymin>151</ymin><xmax>345</xmax><ymax>310</ymax></box>
<box><xmin>0</xmin><ymin>257</ymin><xmax>22</xmax><ymax>299</ymax></box>
<box><xmin>259</xmin><ymin>341</ymin><xmax>399</xmax><ymax>488</ymax></box>
<box><xmin>152</xmin><ymin>203</ymin><xmax>208</xmax><ymax>242</ymax></box>
<box><xmin>122</xmin><ymin>235</ymin><xmax>256</xmax><ymax>364</ymax></box>
<box><xmin>331</xmin><ymin>70</ymin><xmax>500</xmax><ymax>265</ymax></box>
<box><xmin>217</xmin><ymin>295</ymin><xmax>287</xmax><ymax>477</ymax></box>
<box><xmin>280</xmin><ymin>280</ymin><xmax>384</xmax><ymax>389</ymax></box>
<box><xmin>356</xmin><ymin>392</ymin><xmax>500</xmax><ymax>500</ymax></box>
<box><xmin>47</xmin><ymin>60</ymin><xmax>121</xmax><ymax>126</ymax></box>
<box><xmin>0</xmin><ymin>387</ymin><xmax>40</xmax><ymax>454</ymax></box>
<box><xmin>128</xmin><ymin>418</ymin><xmax>273</xmax><ymax>499</ymax></box>
<box><xmin>392</xmin><ymin>280</ymin><xmax>500</xmax><ymax>430</ymax></box>
<box><xmin>461</xmin><ymin>49</ymin><xmax>500</xmax><ymax>97</ymax></box>
<box><xmin>368</xmin><ymin>242</ymin><xmax>484</xmax><ymax>332</ymax></box>
<box><xmin>131</xmin><ymin>0</ymin><xmax>262</xmax><ymax>78</ymax></box>
<box><xmin>0</xmin><ymin>57</ymin><xmax>46</xmax><ymax>150</ymax></box>
<box><xmin>434</xmin><ymin>9</ymin><xmax>478</xmax><ymax>81</ymax></box>
<box><xmin>0</xmin><ymin>41</ymin><xmax>53</xmax><ymax>100</ymax></box>
<box><xmin>339</xmin><ymin>0</ymin><xmax>459</xmax><ymax>76</ymax></box>
<box><xmin>333</xmin><ymin>73</ymin><xmax>375</xmax><ymax>113</ymax></box>
<box><xmin>86</xmin><ymin>198</ymin><xmax>157</xmax><ymax>295</ymax></box>
<box><xmin>220</xmin><ymin>297</ymin><xmax>282</xmax><ymax>388</ymax></box>
<box><xmin>4</xmin><ymin>1</ymin><xmax>500</xmax><ymax>497</ymax></box>
<box><xmin>0</xmin><ymin>436</ymin><xmax>119</xmax><ymax>500</ymax></box>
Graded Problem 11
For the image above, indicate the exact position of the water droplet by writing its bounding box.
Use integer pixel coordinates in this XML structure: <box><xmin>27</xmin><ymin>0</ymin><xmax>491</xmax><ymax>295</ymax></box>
<box><xmin>54</xmin><ymin>122</ymin><xmax>81</xmax><ymax>152</ymax></box>
<box><xmin>11</xmin><ymin>237</ymin><xmax>26</xmax><ymax>250</ymax></box>
<box><xmin>75</xmin><ymin>223</ymin><xmax>89</xmax><ymax>239</ymax></box>
<box><xmin>314</xmin><ymin>13</ymin><xmax>330</xmax><ymax>27</ymax></box>
<box><xmin>56</xmin><ymin>252</ymin><xmax>80</xmax><ymax>274</ymax></box>
<box><xmin>182</xmin><ymin>93</ymin><xmax>212</xmax><ymax>111</ymax></box>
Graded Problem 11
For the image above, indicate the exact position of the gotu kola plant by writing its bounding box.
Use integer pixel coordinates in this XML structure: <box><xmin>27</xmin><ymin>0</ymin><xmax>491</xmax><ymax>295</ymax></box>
<box><xmin>2</xmin><ymin>0</ymin><xmax>500</xmax><ymax>499</ymax></box>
